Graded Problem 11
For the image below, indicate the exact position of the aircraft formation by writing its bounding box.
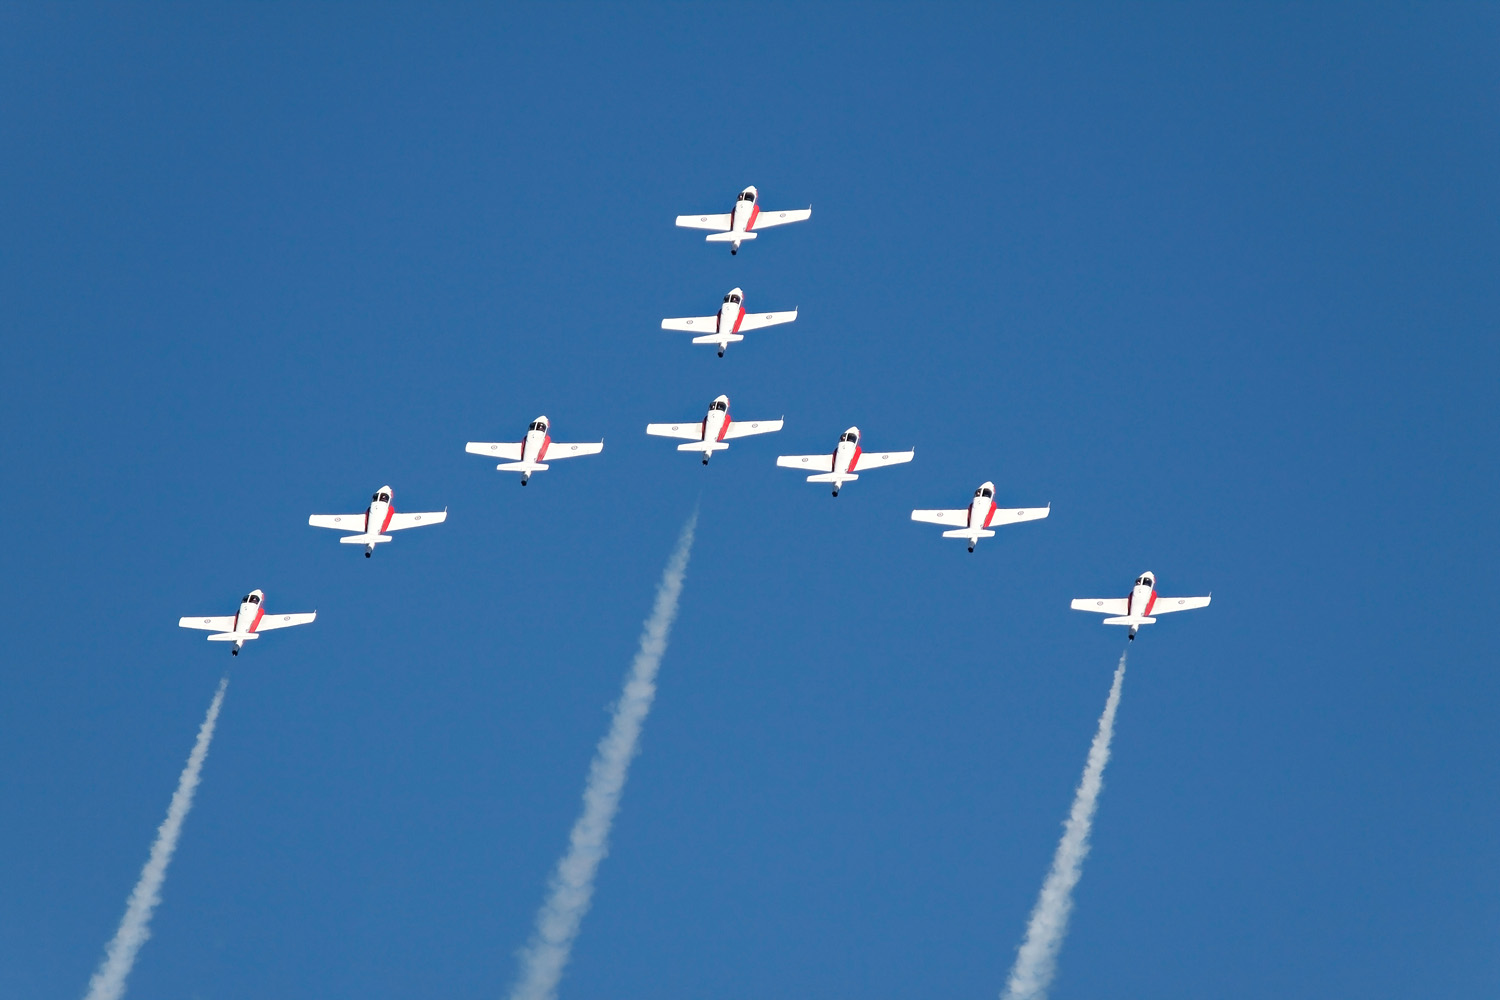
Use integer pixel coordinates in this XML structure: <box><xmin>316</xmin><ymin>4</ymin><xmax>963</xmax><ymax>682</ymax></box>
<box><xmin>179</xmin><ymin>184</ymin><xmax>1211</xmax><ymax>652</ymax></box>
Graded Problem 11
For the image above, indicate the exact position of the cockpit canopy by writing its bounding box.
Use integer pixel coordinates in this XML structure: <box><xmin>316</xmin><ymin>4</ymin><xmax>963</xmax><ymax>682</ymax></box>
<box><xmin>1135</xmin><ymin>575</ymin><xmax>1154</xmax><ymax>587</ymax></box>
<box><xmin>529</xmin><ymin>420</ymin><xmax>547</xmax><ymax>432</ymax></box>
<box><xmin>242</xmin><ymin>593</ymin><xmax>260</xmax><ymax>605</ymax></box>
<box><xmin>840</xmin><ymin>431</ymin><xmax>859</xmax><ymax>443</ymax></box>
<box><xmin>710</xmin><ymin>399</ymin><xmax>728</xmax><ymax>412</ymax></box>
<box><xmin>724</xmin><ymin>292</ymin><xmax>741</xmax><ymax>304</ymax></box>
<box><xmin>976</xmin><ymin>486</ymin><xmax>994</xmax><ymax>498</ymax></box>
<box><xmin>738</xmin><ymin>190</ymin><xmax>756</xmax><ymax>202</ymax></box>
<box><xmin>372</xmin><ymin>491</ymin><xmax>391</xmax><ymax>503</ymax></box>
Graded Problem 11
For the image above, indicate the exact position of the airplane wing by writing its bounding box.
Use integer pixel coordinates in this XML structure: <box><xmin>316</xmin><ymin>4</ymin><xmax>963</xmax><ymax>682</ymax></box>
<box><xmin>1151</xmin><ymin>595</ymin><xmax>1212</xmax><ymax>615</ymax></box>
<box><xmin>309</xmin><ymin>514</ymin><xmax>363</xmax><ymax>531</ymax></box>
<box><xmin>646</xmin><ymin>422</ymin><xmax>704</xmax><ymax>441</ymax></box>
<box><xmin>1071</xmin><ymin>598</ymin><xmax>1130</xmax><ymax>615</ymax></box>
<box><xmin>466</xmin><ymin>441</ymin><xmax>524</xmax><ymax>460</ymax></box>
<box><xmin>676</xmin><ymin>213</ymin><xmax>732</xmax><ymax>231</ymax></box>
<box><xmin>722</xmin><ymin>418</ymin><xmax>782</xmax><ymax>440</ymax></box>
<box><xmin>852</xmin><ymin>449</ymin><xmax>915</xmax><ymax>471</ymax></box>
<box><xmin>750</xmin><ymin>207</ymin><xmax>812</xmax><ymax>230</ymax></box>
<box><xmin>777</xmin><ymin>453</ymin><xmax>836</xmax><ymax>473</ymax></box>
<box><xmin>910</xmin><ymin>508</ymin><xmax>968</xmax><ymax>526</ymax></box>
<box><xmin>386</xmin><ymin>510</ymin><xmax>446</xmax><ymax>531</ymax></box>
<box><xmin>254</xmin><ymin>612</ymin><xmax>317</xmax><ymax>632</ymax></box>
<box><xmin>985</xmin><ymin>505</ymin><xmax>1051</xmax><ymax>527</ymax></box>
<box><xmin>179</xmin><ymin>615</ymin><xmax>236</xmax><ymax>632</ymax></box>
<box><xmin>545</xmin><ymin>442</ymin><xmax>604</xmax><ymax>459</ymax></box>
<box><xmin>736</xmin><ymin>309</ymin><xmax>798</xmax><ymax>332</ymax></box>
<box><xmin>661</xmin><ymin>315</ymin><xmax>717</xmax><ymax>332</ymax></box>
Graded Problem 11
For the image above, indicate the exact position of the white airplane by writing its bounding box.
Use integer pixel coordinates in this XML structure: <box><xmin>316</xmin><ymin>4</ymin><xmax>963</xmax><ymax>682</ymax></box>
<box><xmin>647</xmin><ymin>395</ymin><xmax>782</xmax><ymax>464</ymax></box>
<box><xmin>777</xmin><ymin>427</ymin><xmax>913</xmax><ymax>496</ymax></box>
<box><xmin>308</xmin><ymin>485</ymin><xmax>447</xmax><ymax>557</ymax></box>
<box><xmin>910</xmin><ymin>482</ymin><xmax>1050</xmax><ymax>552</ymax></box>
<box><xmin>178</xmin><ymin>590</ymin><xmax>316</xmax><ymax>656</ymax></box>
<box><xmin>466</xmin><ymin>416</ymin><xmax>604</xmax><ymax>485</ymax></box>
<box><xmin>675</xmin><ymin>185</ymin><xmax>811</xmax><ymax>254</ymax></box>
<box><xmin>1071</xmin><ymin>571</ymin><xmax>1212</xmax><ymax>640</ymax></box>
<box><xmin>661</xmin><ymin>287</ymin><xmax>797</xmax><ymax>357</ymax></box>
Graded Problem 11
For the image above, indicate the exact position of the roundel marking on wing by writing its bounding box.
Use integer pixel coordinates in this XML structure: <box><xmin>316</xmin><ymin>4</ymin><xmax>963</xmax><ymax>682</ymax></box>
<box><xmin>671</xmin><ymin>425</ymin><xmax>680</xmax><ymax>431</ymax></box>
<box><xmin>699</xmin><ymin>216</ymin><xmax>708</xmax><ymax>221</ymax></box>
<box><xmin>282</xmin><ymin>616</ymin><xmax>291</xmax><ymax>621</ymax></box>
<box><xmin>490</xmin><ymin>445</ymin><xmax>498</xmax><ymax>451</ymax></box>
<box><xmin>935</xmin><ymin>512</ymin><xmax>945</xmax><ymax>518</ymax></box>
<box><xmin>881</xmin><ymin>454</ymin><xmax>890</xmax><ymax>459</ymax></box>
<box><xmin>1176</xmin><ymin>599</ymin><xmax>1185</xmax><ymax>605</ymax></box>
<box><xmin>685</xmin><ymin>319</ymin><xmax>694</xmax><ymax>325</ymax></box>
<box><xmin>414</xmin><ymin>515</ymin><xmax>422</xmax><ymax>521</ymax></box>
<box><xmin>333</xmin><ymin>516</ymin><xmax>342</xmax><ymax>522</ymax></box>
<box><xmin>800</xmin><ymin>457</ymin><xmax>809</xmax><ymax>463</ymax></box>
<box><xmin>1017</xmin><ymin>510</ymin><xmax>1026</xmax><ymax>517</ymax></box>
<box><xmin>779</xmin><ymin>212</ymin><xmax>786</xmax><ymax>218</ymax></box>
<box><xmin>1096</xmin><ymin>601</ymin><xmax>1105</xmax><ymax>606</ymax></box>
<box><xmin>749</xmin><ymin>422</ymin><xmax>758</xmax><ymax>428</ymax></box>
<box><xmin>203</xmin><ymin>618</ymin><xmax>212</xmax><ymax>624</ymax></box>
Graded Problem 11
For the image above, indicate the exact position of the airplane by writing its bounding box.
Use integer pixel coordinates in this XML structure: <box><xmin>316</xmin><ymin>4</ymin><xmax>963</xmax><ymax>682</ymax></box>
<box><xmin>308</xmin><ymin>485</ymin><xmax>448</xmax><ymax>557</ymax></box>
<box><xmin>178</xmin><ymin>590</ymin><xmax>316</xmax><ymax>656</ymax></box>
<box><xmin>675</xmin><ymin>185</ymin><xmax>811</xmax><ymax>254</ymax></box>
<box><xmin>646</xmin><ymin>395</ymin><xmax>783</xmax><ymax>464</ymax></box>
<box><xmin>465</xmin><ymin>416</ymin><xmax>604</xmax><ymax>485</ymax></box>
<box><xmin>1071</xmin><ymin>571</ymin><xmax>1212</xmax><ymax>640</ymax></box>
<box><xmin>776</xmin><ymin>427</ymin><xmax>913</xmax><ymax>496</ymax></box>
<box><xmin>910</xmin><ymin>482</ymin><xmax>1050</xmax><ymax>552</ymax></box>
<box><xmin>661</xmin><ymin>287</ymin><xmax>797</xmax><ymax>357</ymax></box>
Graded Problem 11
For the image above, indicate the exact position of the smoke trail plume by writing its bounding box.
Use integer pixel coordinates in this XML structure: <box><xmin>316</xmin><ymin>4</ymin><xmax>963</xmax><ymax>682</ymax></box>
<box><xmin>1002</xmin><ymin>651</ymin><xmax>1127</xmax><ymax>1000</ymax></box>
<box><xmin>84</xmin><ymin>676</ymin><xmax>229</xmax><ymax>1000</ymax></box>
<box><xmin>509</xmin><ymin>512</ymin><xmax>698</xmax><ymax>1000</ymax></box>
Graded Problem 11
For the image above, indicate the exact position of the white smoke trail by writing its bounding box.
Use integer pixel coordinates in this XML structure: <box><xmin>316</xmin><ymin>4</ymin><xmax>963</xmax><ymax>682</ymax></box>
<box><xmin>84</xmin><ymin>676</ymin><xmax>229</xmax><ymax>1000</ymax></box>
<box><xmin>509</xmin><ymin>512</ymin><xmax>698</xmax><ymax>1000</ymax></box>
<box><xmin>1002</xmin><ymin>651</ymin><xmax>1127</xmax><ymax>1000</ymax></box>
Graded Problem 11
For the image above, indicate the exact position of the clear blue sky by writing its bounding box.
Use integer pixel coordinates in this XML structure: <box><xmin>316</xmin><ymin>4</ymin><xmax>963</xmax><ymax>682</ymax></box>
<box><xmin>1</xmin><ymin>5</ymin><xmax>1496</xmax><ymax>998</ymax></box>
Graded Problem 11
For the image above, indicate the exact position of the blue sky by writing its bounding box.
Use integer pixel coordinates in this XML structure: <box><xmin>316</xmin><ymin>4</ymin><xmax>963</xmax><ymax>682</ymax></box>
<box><xmin>1</xmin><ymin>4</ymin><xmax>1497</xmax><ymax>998</ymax></box>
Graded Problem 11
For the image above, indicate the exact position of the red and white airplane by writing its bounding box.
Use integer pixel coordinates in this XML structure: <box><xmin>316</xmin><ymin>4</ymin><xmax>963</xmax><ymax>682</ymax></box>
<box><xmin>661</xmin><ymin>287</ymin><xmax>797</xmax><ymax>357</ymax></box>
<box><xmin>647</xmin><ymin>395</ymin><xmax>782</xmax><ymax>464</ymax></box>
<box><xmin>1071</xmin><ymin>571</ymin><xmax>1212</xmax><ymax>640</ymax></box>
<box><xmin>675</xmin><ymin>186</ymin><xmax>812</xmax><ymax>254</ymax></box>
<box><xmin>308</xmin><ymin>485</ymin><xmax>447</xmax><ymax>557</ymax></box>
<box><xmin>777</xmin><ymin>427</ymin><xmax>914</xmax><ymax>496</ymax></box>
<box><xmin>466</xmin><ymin>416</ymin><xmax>604</xmax><ymax>485</ymax></box>
<box><xmin>910</xmin><ymin>482</ymin><xmax>1050</xmax><ymax>552</ymax></box>
<box><xmin>178</xmin><ymin>590</ymin><xmax>316</xmax><ymax>655</ymax></box>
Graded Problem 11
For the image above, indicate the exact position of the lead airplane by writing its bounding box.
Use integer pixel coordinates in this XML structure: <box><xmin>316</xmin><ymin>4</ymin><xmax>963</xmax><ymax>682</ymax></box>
<box><xmin>178</xmin><ymin>590</ymin><xmax>316</xmax><ymax>655</ymax></box>
<box><xmin>308</xmin><ymin>485</ymin><xmax>448</xmax><ymax>557</ymax></box>
<box><xmin>675</xmin><ymin>185</ymin><xmax>812</xmax><ymax>254</ymax></box>
<box><xmin>661</xmin><ymin>287</ymin><xmax>797</xmax><ymax>357</ymax></box>
<box><xmin>647</xmin><ymin>394</ymin><xmax>782</xmax><ymax>464</ymax></box>
<box><xmin>910</xmin><ymin>482</ymin><xmax>1050</xmax><ymax>552</ymax></box>
<box><xmin>1071</xmin><ymin>571</ymin><xmax>1212</xmax><ymax>640</ymax></box>
<box><xmin>777</xmin><ymin>427</ymin><xmax>914</xmax><ymax>496</ymax></box>
<box><xmin>465</xmin><ymin>416</ymin><xmax>604</xmax><ymax>485</ymax></box>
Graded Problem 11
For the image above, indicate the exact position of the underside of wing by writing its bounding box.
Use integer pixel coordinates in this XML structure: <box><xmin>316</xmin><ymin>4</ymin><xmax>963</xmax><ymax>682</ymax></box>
<box><xmin>750</xmin><ymin>207</ymin><xmax>812</xmax><ymax>230</ymax></box>
<box><xmin>777</xmin><ymin>453</ymin><xmax>836</xmax><ymax>473</ymax></box>
<box><xmin>661</xmin><ymin>315</ymin><xmax>716</xmax><ymax>332</ymax></box>
<box><xmin>1151</xmin><ymin>595</ymin><xmax>1212</xmax><ymax>615</ymax></box>
<box><xmin>309</xmin><ymin>513</ymin><xmax>363</xmax><ymax>531</ymax></box>
<box><xmin>736</xmin><ymin>309</ymin><xmax>798</xmax><ymax>332</ymax></box>
<box><xmin>985</xmin><ymin>505</ymin><xmax>1050</xmax><ymax>528</ymax></box>
<box><xmin>545</xmin><ymin>441</ymin><xmax>604</xmax><ymax>459</ymax></box>
<box><xmin>911</xmin><ymin>509</ymin><xmax>968</xmax><ymax>526</ymax></box>
<box><xmin>646</xmin><ymin>422</ymin><xmax>705</xmax><ymax>441</ymax></box>
<box><xmin>852</xmin><ymin>449</ymin><xmax>915</xmax><ymax>471</ymax></box>
<box><xmin>721</xmin><ymin>418</ymin><xmax>783</xmax><ymax>440</ymax></box>
<box><xmin>386</xmin><ymin>511</ymin><xmax>446</xmax><ymax>531</ymax></box>
<box><xmin>255</xmin><ymin>611</ymin><xmax>317</xmax><ymax>632</ymax></box>
<box><xmin>1071</xmin><ymin>598</ymin><xmax>1130</xmax><ymax>615</ymax></box>
<box><xmin>179</xmin><ymin>615</ymin><xmax>236</xmax><ymax>632</ymax></box>
<box><xmin>467</xmin><ymin>441</ymin><xmax>524</xmax><ymax>461</ymax></box>
<box><xmin>676</xmin><ymin>212</ymin><xmax>732</xmax><ymax>231</ymax></box>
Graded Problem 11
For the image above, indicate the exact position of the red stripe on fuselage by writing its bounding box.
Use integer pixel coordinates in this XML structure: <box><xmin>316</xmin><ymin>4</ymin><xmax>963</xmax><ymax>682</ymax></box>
<box><xmin>537</xmin><ymin>435</ymin><xmax>551</xmax><ymax>461</ymax></box>
<box><xmin>717</xmin><ymin>415</ymin><xmax>731</xmax><ymax>441</ymax></box>
<box><xmin>983</xmin><ymin>501</ymin><xmax>999</xmax><ymax>528</ymax></box>
<box><xmin>731</xmin><ymin>306</ymin><xmax>747</xmax><ymax>333</ymax></box>
<box><xmin>1143</xmin><ymin>591</ymin><xmax>1157</xmax><ymax>616</ymax></box>
<box><xmin>745</xmin><ymin>204</ymin><xmax>760</xmax><ymax>231</ymax></box>
<box><xmin>848</xmin><ymin>445</ymin><xmax>863</xmax><ymax>471</ymax></box>
<box><xmin>379</xmin><ymin>505</ymin><xmax>395</xmax><ymax>534</ymax></box>
<box><xmin>247</xmin><ymin>607</ymin><xmax>265</xmax><ymax>633</ymax></box>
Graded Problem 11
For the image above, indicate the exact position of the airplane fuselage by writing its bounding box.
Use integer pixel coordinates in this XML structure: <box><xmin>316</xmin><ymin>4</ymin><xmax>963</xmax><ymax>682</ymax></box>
<box><xmin>732</xmin><ymin>197</ymin><xmax>759</xmax><ymax>234</ymax></box>
<box><xmin>1128</xmin><ymin>583</ymin><xmax>1157</xmax><ymax>620</ymax></box>
<box><xmin>717</xmin><ymin>299</ymin><xmax>746</xmax><ymax>335</ymax></box>
<box><xmin>233</xmin><ymin>598</ymin><xmax>264</xmax><ymax>636</ymax></box>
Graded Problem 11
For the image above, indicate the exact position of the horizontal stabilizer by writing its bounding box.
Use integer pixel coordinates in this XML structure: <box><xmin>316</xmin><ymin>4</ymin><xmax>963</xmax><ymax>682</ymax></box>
<box><xmin>943</xmin><ymin>528</ymin><xmax>995</xmax><ymax>539</ymax></box>
<box><xmin>340</xmin><ymin>534</ymin><xmax>393</xmax><ymax>544</ymax></box>
<box><xmin>497</xmin><ymin>461</ymin><xmax>548</xmax><ymax>472</ymax></box>
<box><xmin>206</xmin><ymin>632</ymin><xmax>258</xmax><ymax>642</ymax></box>
<box><xmin>677</xmin><ymin>441</ymin><xmax>730</xmax><ymax>452</ymax></box>
<box><xmin>806</xmin><ymin>472</ymin><xmax>857</xmax><ymax>483</ymax></box>
<box><xmin>705</xmin><ymin>231</ymin><xmax>756</xmax><ymax>243</ymax></box>
<box><xmin>692</xmin><ymin>333</ymin><xmax>743</xmax><ymax>345</ymax></box>
<box><xmin>1103</xmin><ymin>616</ymin><xmax>1156</xmax><ymax>626</ymax></box>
